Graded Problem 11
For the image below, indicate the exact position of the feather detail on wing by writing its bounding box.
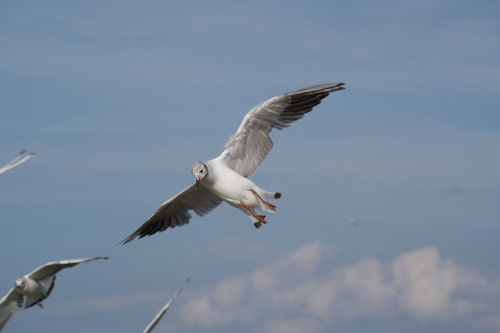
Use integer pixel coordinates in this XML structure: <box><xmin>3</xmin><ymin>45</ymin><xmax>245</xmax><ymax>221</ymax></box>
<box><xmin>0</xmin><ymin>289</ymin><xmax>24</xmax><ymax>331</ymax></box>
<box><xmin>218</xmin><ymin>83</ymin><xmax>345</xmax><ymax>177</ymax></box>
<box><xmin>0</xmin><ymin>150</ymin><xmax>35</xmax><ymax>175</ymax></box>
<box><xmin>121</xmin><ymin>184</ymin><xmax>222</xmax><ymax>244</ymax></box>
<box><xmin>27</xmin><ymin>258</ymin><xmax>109</xmax><ymax>281</ymax></box>
<box><xmin>142</xmin><ymin>278</ymin><xmax>190</xmax><ymax>333</ymax></box>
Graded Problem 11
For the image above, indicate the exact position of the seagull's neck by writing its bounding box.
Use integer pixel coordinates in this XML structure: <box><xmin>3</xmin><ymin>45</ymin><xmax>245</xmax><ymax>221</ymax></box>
<box><xmin>204</xmin><ymin>158</ymin><xmax>235</xmax><ymax>185</ymax></box>
<box><xmin>202</xmin><ymin>160</ymin><xmax>218</xmax><ymax>185</ymax></box>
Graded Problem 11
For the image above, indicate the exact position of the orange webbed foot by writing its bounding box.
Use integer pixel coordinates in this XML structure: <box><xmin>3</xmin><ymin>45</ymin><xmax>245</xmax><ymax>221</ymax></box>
<box><xmin>240</xmin><ymin>202</ymin><xmax>267</xmax><ymax>224</ymax></box>
<box><xmin>249</xmin><ymin>189</ymin><xmax>276</xmax><ymax>211</ymax></box>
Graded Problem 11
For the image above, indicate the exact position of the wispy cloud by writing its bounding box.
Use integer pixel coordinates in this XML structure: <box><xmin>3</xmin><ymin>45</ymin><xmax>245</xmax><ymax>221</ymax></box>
<box><xmin>2</xmin><ymin>1</ymin><xmax>498</xmax><ymax>95</ymax></box>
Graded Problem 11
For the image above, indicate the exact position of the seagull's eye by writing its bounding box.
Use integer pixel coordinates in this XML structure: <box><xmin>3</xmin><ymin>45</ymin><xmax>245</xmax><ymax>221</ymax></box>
<box><xmin>200</xmin><ymin>170</ymin><xmax>203</xmax><ymax>173</ymax></box>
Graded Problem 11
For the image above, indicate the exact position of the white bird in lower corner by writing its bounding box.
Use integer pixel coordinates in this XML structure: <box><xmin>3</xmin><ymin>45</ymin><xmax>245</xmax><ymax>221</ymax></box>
<box><xmin>143</xmin><ymin>278</ymin><xmax>190</xmax><ymax>333</ymax></box>
<box><xmin>0</xmin><ymin>150</ymin><xmax>35</xmax><ymax>175</ymax></box>
<box><xmin>0</xmin><ymin>257</ymin><xmax>109</xmax><ymax>331</ymax></box>
<box><xmin>121</xmin><ymin>83</ymin><xmax>345</xmax><ymax>244</ymax></box>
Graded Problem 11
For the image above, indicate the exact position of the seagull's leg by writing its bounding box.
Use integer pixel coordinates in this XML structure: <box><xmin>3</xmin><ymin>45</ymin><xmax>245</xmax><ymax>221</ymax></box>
<box><xmin>239</xmin><ymin>203</ymin><xmax>267</xmax><ymax>224</ymax></box>
<box><xmin>36</xmin><ymin>301</ymin><xmax>44</xmax><ymax>308</ymax></box>
<box><xmin>249</xmin><ymin>189</ymin><xmax>276</xmax><ymax>211</ymax></box>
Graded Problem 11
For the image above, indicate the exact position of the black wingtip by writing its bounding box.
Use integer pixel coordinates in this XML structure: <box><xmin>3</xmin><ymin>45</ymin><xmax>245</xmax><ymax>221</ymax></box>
<box><xmin>274</xmin><ymin>192</ymin><xmax>282</xmax><ymax>199</ymax></box>
<box><xmin>117</xmin><ymin>218</ymin><xmax>158</xmax><ymax>246</ymax></box>
<box><xmin>329</xmin><ymin>82</ymin><xmax>346</xmax><ymax>91</ymax></box>
<box><xmin>116</xmin><ymin>234</ymin><xmax>136</xmax><ymax>246</ymax></box>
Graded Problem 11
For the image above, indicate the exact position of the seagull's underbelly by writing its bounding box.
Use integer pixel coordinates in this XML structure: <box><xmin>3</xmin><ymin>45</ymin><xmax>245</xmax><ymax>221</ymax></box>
<box><xmin>206</xmin><ymin>176</ymin><xmax>258</xmax><ymax>207</ymax></box>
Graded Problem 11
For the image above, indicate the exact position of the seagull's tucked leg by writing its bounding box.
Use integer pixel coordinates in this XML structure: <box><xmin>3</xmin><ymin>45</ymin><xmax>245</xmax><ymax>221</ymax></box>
<box><xmin>239</xmin><ymin>202</ymin><xmax>267</xmax><ymax>225</ymax></box>
<box><xmin>249</xmin><ymin>189</ymin><xmax>276</xmax><ymax>211</ymax></box>
<box><xmin>36</xmin><ymin>301</ymin><xmax>44</xmax><ymax>308</ymax></box>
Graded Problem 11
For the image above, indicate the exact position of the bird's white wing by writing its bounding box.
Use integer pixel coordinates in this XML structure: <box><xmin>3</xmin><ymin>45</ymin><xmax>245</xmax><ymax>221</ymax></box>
<box><xmin>143</xmin><ymin>278</ymin><xmax>190</xmax><ymax>333</ymax></box>
<box><xmin>0</xmin><ymin>288</ymin><xmax>24</xmax><ymax>331</ymax></box>
<box><xmin>217</xmin><ymin>83</ymin><xmax>345</xmax><ymax>177</ymax></box>
<box><xmin>27</xmin><ymin>257</ymin><xmax>109</xmax><ymax>281</ymax></box>
<box><xmin>121</xmin><ymin>184</ymin><xmax>222</xmax><ymax>244</ymax></box>
<box><xmin>0</xmin><ymin>150</ymin><xmax>35</xmax><ymax>175</ymax></box>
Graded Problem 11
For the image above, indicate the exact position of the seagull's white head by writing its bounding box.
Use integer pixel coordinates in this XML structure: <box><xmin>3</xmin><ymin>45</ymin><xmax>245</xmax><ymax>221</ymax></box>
<box><xmin>191</xmin><ymin>162</ymin><xmax>208</xmax><ymax>188</ymax></box>
<box><xmin>14</xmin><ymin>277</ymin><xmax>26</xmax><ymax>293</ymax></box>
<box><xmin>14</xmin><ymin>276</ymin><xmax>40</xmax><ymax>296</ymax></box>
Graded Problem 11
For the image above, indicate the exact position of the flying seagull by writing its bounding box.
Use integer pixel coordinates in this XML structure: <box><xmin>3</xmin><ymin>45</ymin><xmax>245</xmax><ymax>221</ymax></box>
<box><xmin>344</xmin><ymin>214</ymin><xmax>367</xmax><ymax>226</ymax></box>
<box><xmin>122</xmin><ymin>83</ymin><xmax>345</xmax><ymax>244</ymax></box>
<box><xmin>0</xmin><ymin>257</ymin><xmax>109</xmax><ymax>331</ymax></box>
<box><xmin>143</xmin><ymin>278</ymin><xmax>190</xmax><ymax>333</ymax></box>
<box><xmin>0</xmin><ymin>150</ymin><xmax>35</xmax><ymax>175</ymax></box>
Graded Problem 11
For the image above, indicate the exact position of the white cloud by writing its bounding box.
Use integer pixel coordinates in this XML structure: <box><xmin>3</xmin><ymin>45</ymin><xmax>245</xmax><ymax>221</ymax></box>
<box><xmin>213</xmin><ymin>276</ymin><xmax>248</xmax><ymax>308</ymax></box>
<box><xmin>249</xmin><ymin>241</ymin><xmax>331</xmax><ymax>292</ymax></box>
<box><xmin>392</xmin><ymin>246</ymin><xmax>483</xmax><ymax>320</ymax></box>
<box><xmin>179</xmin><ymin>242</ymin><xmax>500</xmax><ymax>332</ymax></box>
<box><xmin>181</xmin><ymin>294</ymin><xmax>234</xmax><ymax>328</ymax></box>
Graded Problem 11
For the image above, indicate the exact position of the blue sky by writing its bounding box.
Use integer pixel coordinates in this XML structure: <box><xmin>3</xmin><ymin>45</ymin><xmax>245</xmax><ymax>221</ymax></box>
<box><xmin>1</xmin><ymin>1</ymin><xmax>499</xmax><ymax>332</ymax></box>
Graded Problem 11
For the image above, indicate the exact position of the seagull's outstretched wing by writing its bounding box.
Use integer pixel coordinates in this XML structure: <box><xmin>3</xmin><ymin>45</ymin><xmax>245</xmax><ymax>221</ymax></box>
<box><xmin>121</xmin><ymin>184</ymin><xmax>222</xmax><ymax>244</ymax></box>
<box><xmin>0</xmin><ymin>150</ymin><xmax>35</xmax><ymax>175</ymax></box>
<box><xmin>26</xmin><ymin>257</ymin><xmax>109</xmax><ymax>281</ymax></box>
<box><xmin>0</xmin><ymin>289</ymin><xmax>23</xmax><ymax>331</ymax></box>
<box><xmin>21</xmin><ymin>257</ymin><xmax>108</xmax><ymax>308</ymax></box>
<box><xmin>217</xmin><ymin>83</ymin><xmax>345</xmax><ymax>177</ymax></box>
<box><xmin>143</xmin><ymin>278</ymin><xmax>190</xmax><ymax>333</ymax></box>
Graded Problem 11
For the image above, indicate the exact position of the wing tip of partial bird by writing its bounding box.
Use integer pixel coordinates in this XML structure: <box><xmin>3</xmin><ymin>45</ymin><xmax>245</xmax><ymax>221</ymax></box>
<box><xmin>79</xmin><ymin>256</ymin><xmax>110</xmax><ymax>263</ymax></box>
<box><xmin>116</xmin><ymin>235</ymin><xmax>135</xmax><ymax>246</ymax></box>
<box><xmin>328</xmin><ymin>82</ymin><xmax>346</xmax><ymax>91</ymax></box>
<box><xmin>293</xmin><ymin>82</ymin><xmax>346</xmax><ymax>96</ymax></box>
<box><xmin>117</xmin><ymin>221</ymin><xmax>153</xmax><ymax>245</ymax></box>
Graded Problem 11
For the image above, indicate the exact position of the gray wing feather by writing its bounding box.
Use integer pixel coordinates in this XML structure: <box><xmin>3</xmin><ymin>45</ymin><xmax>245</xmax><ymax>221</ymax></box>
<box><xmin>27</xmin><ymin>257</ymin><xmax>109</xmax><ymax>281</ymax></box>
<box><xmin>121</xmin><ymin>184</ymin><xmax>222</xmax><ymax>244</ymax></box>
<box><xmin>143</xmin><ymin>278</ymin><xmax>190</xmax><ymax>333</ymax></box>
<box><xmin>218</xmin><ymin>83</ymin><xmax>345</xmax><ymax>177</ymax></box>
<box><xmin>0</xmin><ymin>288</ymin><xmax>24</xmax><ymax>331</ymax></box>
<box><xmin>0</xmin><ymin>150</ymin><xmax>35</xmax><ymax>175</ymax></box>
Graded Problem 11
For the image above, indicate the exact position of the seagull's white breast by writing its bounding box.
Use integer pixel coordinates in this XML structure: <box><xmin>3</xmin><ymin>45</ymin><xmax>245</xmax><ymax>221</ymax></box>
<box><xmin>204</xmin><ymin>159</ymin><xmax>256</xmax><ymax>206</ymax></box>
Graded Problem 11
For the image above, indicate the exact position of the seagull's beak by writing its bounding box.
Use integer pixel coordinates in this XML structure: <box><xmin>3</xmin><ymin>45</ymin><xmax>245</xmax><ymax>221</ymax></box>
<box><xmin>195</xmin><ymin>178</ymin><xmax>200</xmax><ymax>188</ymax></box>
